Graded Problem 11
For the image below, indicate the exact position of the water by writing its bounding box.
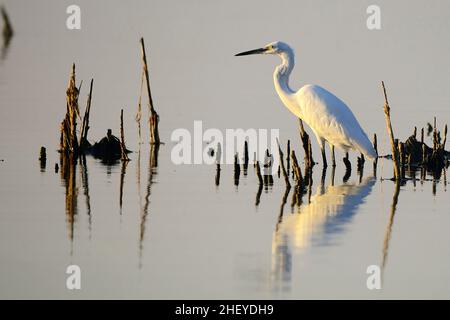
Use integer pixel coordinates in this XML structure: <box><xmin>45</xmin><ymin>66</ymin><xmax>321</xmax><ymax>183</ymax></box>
<box><xmin>0</xmin><ymin>0</ymin><xmax>449</xmax><ymax>299</ymax></box>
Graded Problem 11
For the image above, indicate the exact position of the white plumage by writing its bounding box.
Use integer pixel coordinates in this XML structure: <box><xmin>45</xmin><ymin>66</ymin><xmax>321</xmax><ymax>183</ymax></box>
<box><xmin>236</xmin><ymin>41</ymin><xmax>377</xmax><ymax>164</ymax></box>
<box><xmin>295</xmin><ymin>84</ymin><xmax>377</xmax><ymax>159</ymax></box>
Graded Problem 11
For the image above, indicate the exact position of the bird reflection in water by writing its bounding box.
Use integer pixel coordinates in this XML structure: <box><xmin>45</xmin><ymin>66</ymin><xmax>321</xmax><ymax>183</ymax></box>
<box><xmin>270</xmin><ymin>167</ymin><xmax>376</xmax><ymax>293</ymax></box>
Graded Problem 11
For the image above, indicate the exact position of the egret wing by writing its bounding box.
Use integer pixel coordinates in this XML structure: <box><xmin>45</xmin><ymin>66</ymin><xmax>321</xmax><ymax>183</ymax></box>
<box><xmin>296</xmin><ymin>85</ymin><xmax>376</xmax><ymax>159</ymax></box>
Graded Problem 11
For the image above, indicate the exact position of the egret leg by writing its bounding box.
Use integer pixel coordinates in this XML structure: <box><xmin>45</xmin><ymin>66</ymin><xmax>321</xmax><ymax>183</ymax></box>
<box><xmin>343</xmin><ymin>152</ymin><xmax>351</xmax><ymax>172</ymax></box>
<box><xmin>331</xmin><ymin>145</ymin><xmax>336</xmax><ymax>167</ymax></box>
<box><xmin>321</xmin><ymin>147</ymin><xmax>328</xmax><ymax>168</ymax></box>
<box><xmin>343</xmin><ymin>152</ymin><xmax>352</xmax><ymax>182</ymax></box>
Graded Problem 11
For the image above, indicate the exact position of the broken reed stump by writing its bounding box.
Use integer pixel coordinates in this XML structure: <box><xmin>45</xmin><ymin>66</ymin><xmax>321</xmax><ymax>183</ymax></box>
<box><xmin>140</xmin><ymin>37</ymin><xmax>160</xmax><ymax>145</ymax></box>
<box><xmin>263</xmin><ymin>149</ymin><xmax>274</xmax><ymax>186</ymax></box>
<box><xmin>433</xmin><ymin>117</ymin><xmax>439</xmax><ymax>151</ymax></box>
<box><xmin>276</xmin><ymin>139</ymin><xmax>291</xmax><ymax>188</ymax></box>
<box><xmin>382</xmin><ymin>81</ymin><xmax>401</xmax><ymax>181</ymax></box>
<box><xmin>343</xmin><ymin>152</ymin><xmax>351</xmax><ymax>182</ymax></box>
<box><xmin>39</xmin><ymin>146</ymin><xmax>46</xmax><ymax>171</ymax></box>
<box><xmin>1</xmin><ymin>6</ymin><xmax>13</xmax><ymax>41</ymax></box>
<box><xmin>357</xmin><ymin>153</ymin><xmax>365</xmax><ymax>172</ymax></box>
<box><xmin>60</xmin><ymin>64</ymin><xmax>80</xmax><ymax>155</ymax></box>
<box><xmin>120</xmin><ymin>109</ymin><xmax>130</xmax><ymax>162</ymax></box>
<box><xmin>425</xmin><ymin>120</ymin><xmax>447</xmax><ymax>177</ymax></box>
<box><xmin>299</xmin><ymin>119</ymin><xmax>314</xmax><ymax>167</ymax></box>
<box><xmin>255</xmin><ymin>160</ymin><xmax>263</xmax><ymax>185</ymax></box>
<box><xmin>286</xmin><ymin>140</ymin><xmax>291</xmax><ymax>175</ymax></box>
<box><xmin>136</xmin><ymin>68</ymin><xmax>145</xmax><ymax>143</ymax></box>
<box><xmin>215</xmin><ymin>163</ymin><xmax>221</xmax><ymax>186</ymax></box>
<box><xmin>215</xmin><ymin>143</ymin><xmax>221</xmax><ymax>186</ymax></box>
<box><xmin>443</xmin><ymin>125</ymin><xmax>448</xmax><ymax>149</ymax></box>
<box><xmin>373</xmin><ymin>134</ymin><xmax>378</xmax><ymax>176</ymax></box>
<box><xmin>243</xmin><ymin>140</ymin><xmax>249</xmax><ymax>175</ymax></box>
<box><xmin>290</xmin><ymin>150</ymin><xmax>303</xmax><ymax>185</ymax></box>
<box><xmin>397</xmin><ymin>141</ymin><xmax>406</xmax><ymax>179</ymax></box>
<box><xmin>234</xmin><ymin>153</ymin><xmax>240</xmax><ymax>186</ymax></box>
<box><xmin>79</xmin><ymin>79</ymin><xmax>94</xmax><ymax>150</ymax></box>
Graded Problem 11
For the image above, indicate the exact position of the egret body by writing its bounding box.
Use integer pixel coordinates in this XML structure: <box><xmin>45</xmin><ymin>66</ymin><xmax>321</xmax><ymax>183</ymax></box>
<box><xmin>235</xmin><ymin>41</ymin><xmax>377</xmax><ymax>167</ymax></box>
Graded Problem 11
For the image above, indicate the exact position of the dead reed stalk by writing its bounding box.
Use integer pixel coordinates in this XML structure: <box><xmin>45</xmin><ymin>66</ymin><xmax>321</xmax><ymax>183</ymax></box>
<box><xmin>234</xmin><ymin>153</ymin><xmax>240</xmax><ymax>186</ymax></box>
<box><xmin>290</xmin><ymin>150</ymin><xmax>303</xmax><ymax>184</ymax></box>
<box><xmin>299</xmin><ymin>119</ymin><xmax>313</xmax><ymax>167</ymax></box>
<box><xmin>60</xmin><ymin>64</ymin><xmax>80</xmax><ymax>155</ymax></box>
<box><xmin>243</xmin><ymin>140</ymin><xmax>249</xmax><ymax>174</ymax></box>
<box><xmin>382</xmin><ymin>81</ymin><xmax>401</xmax><ymax>181</ymax></box>
<box><xmin>373</xmin><ymin>133</ymin><xmax>378</xmax><ymax>176</ymax></box>
<box><xmin>140</xmin><ymin>38</ymin><xmax>160</xmax><ymax>145</ymax></box>
<box><xmin>79</xmin><ymin>79</ymin><xmax>93</xmax><ymax>149</ymax></box>
<box><xmin>277</xmin><ymin>139</ymin><xmax>291</xmax><ymax>188</ymax></box>
<box><xmin>120</xmin><ymin>109</ymin><xmax>130</xmax><ymax>161</ymax></box>
<box><xmin>255</xmin><ymin>161</ymin><xmax>263</xmax><ymax>185</ymax></box>
<box><xmin>1</xmin><ymin>6</ymin><xmax>13</xmax><ymax>41</ymax></box>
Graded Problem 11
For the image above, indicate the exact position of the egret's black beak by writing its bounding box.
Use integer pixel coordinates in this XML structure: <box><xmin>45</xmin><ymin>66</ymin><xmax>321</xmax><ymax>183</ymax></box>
<box><xmin>235</xmin><ymin>48</ymin><xmax>267</xmax><ymax>56</ymax></box>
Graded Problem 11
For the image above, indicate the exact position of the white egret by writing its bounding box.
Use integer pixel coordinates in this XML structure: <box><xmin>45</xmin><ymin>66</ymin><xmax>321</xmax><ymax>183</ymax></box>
<box><xmin>235</xmin><ymin>41</ymin><xmax>377</xmax><ymax>167</ymax></box>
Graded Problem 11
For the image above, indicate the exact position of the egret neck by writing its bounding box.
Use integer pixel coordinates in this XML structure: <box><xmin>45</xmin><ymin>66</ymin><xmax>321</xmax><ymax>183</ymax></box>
<box><xmin>273</xmin><ymin>50</ymin><xmax>299</xmax><ymax>118</ymax></box>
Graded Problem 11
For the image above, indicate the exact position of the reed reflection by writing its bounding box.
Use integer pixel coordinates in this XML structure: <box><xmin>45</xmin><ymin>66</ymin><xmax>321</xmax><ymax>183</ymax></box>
<box><xmin>80</xmin><ymin>155</ymin><xmax>92</xmax><ymax>239</ymax></box>
<box><xmin>271</xmin><ymin>168</ymin><xmax>376</xmax><ymax>293</ymax></box>
<box><xmin>59</xmin><ymin>154</ymin><xmax>78</xmax><ymax>254</ymax></box>
<box><xmin>381</xmin><ymin>181</ymin><xmax>401</xmax><ymax>284</ymax></box>
<box><xmin>138</xmin><ymin>144</ymin><xmax>159</xmax><ymax>268</ymax></box>
<box><xmin>119</xmin><ymin>160</ymin><xmax>128</xmax><ymax>215</ymax></box>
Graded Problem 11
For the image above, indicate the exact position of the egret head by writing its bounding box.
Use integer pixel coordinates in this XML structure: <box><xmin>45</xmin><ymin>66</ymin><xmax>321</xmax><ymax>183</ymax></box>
<box><xmin>235</xmin><ymin>41</ymin><xmax>293</xmax><ymax>57</ymax></box>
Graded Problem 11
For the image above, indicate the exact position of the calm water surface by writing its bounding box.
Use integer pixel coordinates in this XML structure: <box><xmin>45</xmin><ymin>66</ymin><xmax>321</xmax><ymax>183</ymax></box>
<box><xmin>0</xmin><ymin>0</ymin><xmax>450</xmax><ymax>299</ymax></box>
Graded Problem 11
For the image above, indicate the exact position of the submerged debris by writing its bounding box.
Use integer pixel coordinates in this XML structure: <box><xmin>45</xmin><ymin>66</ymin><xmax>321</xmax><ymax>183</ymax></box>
<box><xmin>91</xmin><ymin>129</ymin><xmax>131</xmax><ymax>161</ymax></box>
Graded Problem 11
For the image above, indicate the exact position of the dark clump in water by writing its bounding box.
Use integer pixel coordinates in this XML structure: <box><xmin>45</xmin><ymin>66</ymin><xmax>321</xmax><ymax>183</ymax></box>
<box><xmin>402</xmin><ymin>122</ymin><xmax>449</xmax><ymax>179</ymax></box>
<box><xmin>90</xmin><ymin>129</ymin><xmax>131</xmax><ymax>162</ymax></box>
